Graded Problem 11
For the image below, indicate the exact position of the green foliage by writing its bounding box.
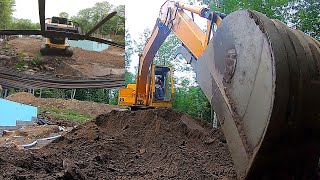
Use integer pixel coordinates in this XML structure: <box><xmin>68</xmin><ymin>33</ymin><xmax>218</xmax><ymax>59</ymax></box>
<box><xmin>74</xmin><ymin>89</ymin><xmax>109</xmax><ymax>103</ymax></box>
<box><xmin>10</xmin><ymin>18</ymin><xmax>40</xmax><ymax>30</ymax></box>
<box><xmin>30</xmin><ymin>54</ymin><xmax>42</xmax><ymax>66</ymax></box>
<box><xmin>125</xmin><ymin>29</ymin><xmax>133</xmax><ymax>70</ymax></box>
<box><xmin>70</xmin><ymin>2</ymin><xmax>125</xmax><ymax>35</ymax></box>
<box><xmin>15</xmin><ymin>53</ymin><xmax>43</xmax><ymax>69</ymax></box>
<box><xmin>173</xmin><ymin>82</ymin><xmax>211</xmax><ymax>122</ymax></box>
<box><xmin>125</xmin><ymin>70</ymin><xmax>135</xmax><ymax>85</ymax></box>
<box><xmin>2</xmin><ymin>41</ymin><xmax>11</xmax><ymax>50</ymax></box>
<box><xmin>208</xmin><ymin>0</ymin><xmax>290</xmax><ymax>22</ymax></box>
<box><xmin>135</xmin><ymin>28</ymin><xmax>152</xmax><ymax>54</ymax></box>
<box><xmin>154</xmin><ymin>34</ymin><xmax>180</xmax><ymax>66</ymax></box>
<box><xmin>15</xmin><ymin>53</ymin><xmax>27</xmax><ymax>69</ymax></box>
<box><xmin>124</xmin><ymin>29</ymin><xmax>137</xmax><ymax>86</ymax></box>
<box><xmin>290</xmin><ymin>0</ymin><xmax>319</xmax><ymax>40</ymax></box>
<box><xmin>109</xmin><ymin>90</ymin><xmax>119</xmax><ymax>105</ymax></box>
<box><xmin>9</xmin><ymin>89</ymin><xmax>119</xmax><ymax>105</ymax></box>
<box><xmin>0</xmin><ymin>0</ymin><xmax>15</xmax><ymax>29</ymax></box>
<box><xmin>59</xmin><ymin>12</ymin><xmax>69</xmax><ymax>19</ymax></box>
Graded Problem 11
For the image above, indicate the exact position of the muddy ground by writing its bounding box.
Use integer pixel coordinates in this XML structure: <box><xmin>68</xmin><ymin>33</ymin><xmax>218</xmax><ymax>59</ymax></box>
<box><xmin>0</xmin><ymin>37</ymin><xmax>124</xmax><ymax>79</ymax></box>
<box><xmin>0</xmin><ymin>109</ymin><xmax>236</xmax><ymax>179</ymax></box>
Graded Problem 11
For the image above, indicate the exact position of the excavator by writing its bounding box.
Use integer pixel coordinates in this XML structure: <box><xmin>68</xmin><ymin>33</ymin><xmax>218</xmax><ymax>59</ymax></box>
<box><xmin>40</xmin><ymin>12</ymin><xmax>118</xmax><ymax>57</ymax></box>
<box><xmin>119</xmin><ymin>1</ymin><xmax>320</xmax><ymax>179</ymax></box>
<box><xmin>40</xmin><ymin>16</ymin><xmax>82</xmax><ymax>56</ymax></box>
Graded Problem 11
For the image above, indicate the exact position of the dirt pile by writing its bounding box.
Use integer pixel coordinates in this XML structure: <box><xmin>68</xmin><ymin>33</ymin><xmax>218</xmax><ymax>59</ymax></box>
<box><xmin>6</xmin><ymin>92</ymin><xmax>123</xmax><ymax>117</ymax></box>
<box><xmin>0</xmin><ymin>109</ymin><xmax>236</xmax><ymax>179</ymax></box>
<box><xmin>0</xmin><ymin>37</ymin><xmax>124</xmax><ymax>79</ymax></box>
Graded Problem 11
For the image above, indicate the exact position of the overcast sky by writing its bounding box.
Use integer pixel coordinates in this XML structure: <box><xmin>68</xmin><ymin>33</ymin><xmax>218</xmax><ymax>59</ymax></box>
<box><xmin>13</xmin><ymin>0</ymin><xmax>125</xmax><ymax>23</ymax></box>
<box><xmin>126</xmin><ymin>0</ymin><xmax>207</xmax><ymax>41</ymax></box>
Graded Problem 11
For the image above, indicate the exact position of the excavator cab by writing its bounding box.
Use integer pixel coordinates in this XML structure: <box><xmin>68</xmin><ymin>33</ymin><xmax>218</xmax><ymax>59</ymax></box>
<box><xmin>118</xmin><ymin>64</ymin><xmax>174</xmax><ymax>109</ymax></box>
<box><xmin>149</xmin><ymin>65</ymin><xmax>174</xmax><ymax>107</ymax></box>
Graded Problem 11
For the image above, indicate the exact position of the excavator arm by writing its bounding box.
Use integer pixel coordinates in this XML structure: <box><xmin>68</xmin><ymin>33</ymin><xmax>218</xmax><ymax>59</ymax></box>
<box><xmin>136</xmin><ymin>1</ymin><xmax>222</xmax><ymax>105</ymax></box>
<box><xmin>123</xmin><ymin>1</ymin><xmax>320</xmax><ymax>179</ymax></box>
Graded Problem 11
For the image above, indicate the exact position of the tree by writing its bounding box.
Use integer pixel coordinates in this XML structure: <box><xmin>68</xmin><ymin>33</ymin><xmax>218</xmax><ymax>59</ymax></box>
<box><xmin>70</xmin><ymin>2</ymin><xmax>124</xmax><ymax>35</ymax></box>
<box><xmin>290</xmin><ymin>0</ymin><xmax>319</xmax><ymax>40</ymax></box>
<box><xmin>154</xmin><ymin>34</ymin><xmax>180</xmax><ymax>66</ymax></box>
<box><xmin>10</xmin><ymin>18</ymin><xmax>40</xmax><ymax>30</ymax></box>
<box><xmin>125</xmin><ymin>29</ymin><xmax>135</xmax><ymax>85</ymax></box>
<box><xmin>203</xmin><ymin>0</ymin><xmax>290</xmax><ymax>22</ymax></box>
<box><xmin>173</xmin><ymin>78</ymin><xmax>211</xmax><ymax>122</ymax></box>
<box><xmin>0</xmin><ymin>0</ymin><xmax>15</xmax><ymax>29</ymax></box>
<box><xmin>71</xmin><ymin>8</ymin><xmax>94</xmax><ymax>33</ymax></box>
<box><xmin>125</xmin><ymin>29</ymin><xmax>133</xmax><ymax>69</ymax></box>
<box><xmin>105</xmin><ymin>5</ymin><xmax>125</xmax><ymax>35</ymax></box>
<box><xmin>59</xmin><ymin>12</ymin><xmax>69</xmax><ymax>19</ymax></box>
<box><xmin>135</xmin><ymin>28</ymin><xmax>152</xmax><ymax>54</ymax></box>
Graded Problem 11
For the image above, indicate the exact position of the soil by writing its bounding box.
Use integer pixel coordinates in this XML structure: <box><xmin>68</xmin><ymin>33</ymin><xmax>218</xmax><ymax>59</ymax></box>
<box><xmin>0</xmin><ymin>109</ymin><xmax>236</xmax><ymax>179</ymax></box>
<box><xmin>0</xmin><ymin>125</ymin><xmax>68</xmax><ymax>149</ymax></box>
<box><xmin>0</xmin><ymin>37</ymin><xmax>124</xmax><ymax>79</ymax></box>
<box><xmin>6</xmin><ymin>92</ymin><xmax>124</xmax><ymax>117</ymax></box>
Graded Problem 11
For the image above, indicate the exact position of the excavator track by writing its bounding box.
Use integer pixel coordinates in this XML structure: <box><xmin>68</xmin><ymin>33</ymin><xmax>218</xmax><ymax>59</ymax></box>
<box><xmin>191</xmin><ymin>10</ymin><xmax>320</xmax><ymax>179</ymax></box>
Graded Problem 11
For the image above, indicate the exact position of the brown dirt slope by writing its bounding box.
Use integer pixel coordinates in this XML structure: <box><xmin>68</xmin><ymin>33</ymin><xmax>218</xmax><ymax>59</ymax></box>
<box><xmin>0</xmin><ymin>37</ymin><xmax>124</xmax><ymax>79</ymax></box>
<box><xmin>6</xmin><ymin>92</ymin><xmax>123</xmax><ymax>117</ymax></box>
<box><xmin>0</xmin><ymin>109</ymin><xmax>236</xmax><ymax>179</ymax></box>
<box><xmin>9</xmin><ymin>37</ymin><xmax>124</xmax><ymax>65</ymax></box>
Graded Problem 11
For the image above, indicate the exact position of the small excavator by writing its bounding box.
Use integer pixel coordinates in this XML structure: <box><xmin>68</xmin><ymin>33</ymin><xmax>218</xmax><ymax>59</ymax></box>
<box><xmin>119</xmin><ymin>1</ymin><xmax>320</xmax><ymax>179</ymax></box>
<box><xmin>40</xmin><ymin>16</ymin><xmax>81</xmax><ymax>57</ymax></box>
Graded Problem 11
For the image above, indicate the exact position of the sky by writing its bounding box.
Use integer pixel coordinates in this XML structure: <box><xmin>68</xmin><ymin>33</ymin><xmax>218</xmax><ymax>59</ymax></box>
<box><xmin>126</xmin><ymin>0</ymin><xmax>207</xmax><ymax>42</ymax></box>
<box><xmin>13</xmin><ymin>0</ymin><xmax>125</xmax><ymax>23</ymax></box>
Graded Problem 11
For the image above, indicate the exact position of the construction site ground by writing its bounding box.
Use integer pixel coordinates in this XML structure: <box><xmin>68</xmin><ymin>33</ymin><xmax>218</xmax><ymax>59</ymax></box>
<box><xmin>0</xmin><ymin>37</ymin><xmax>125</xmax><ymax>79</ymax></box>
<box><xmin>0</xmin><ymin>93</ymin><xmax>236</xmax><ymax>179</ymax></box>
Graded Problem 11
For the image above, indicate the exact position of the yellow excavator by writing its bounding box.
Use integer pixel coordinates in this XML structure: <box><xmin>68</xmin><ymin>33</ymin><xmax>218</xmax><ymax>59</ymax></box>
<box><xmin>119</xmin><ymin>1</ymin><xmax>320</xmax><ymax>179</ymax></box>
<box><xmin>40</xmin><ymin>16</ymin><xmax>81</xmax><ymax>57</ymax></box>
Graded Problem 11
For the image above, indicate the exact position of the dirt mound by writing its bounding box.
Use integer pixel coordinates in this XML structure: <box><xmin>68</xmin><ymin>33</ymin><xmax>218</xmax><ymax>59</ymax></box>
<box><xmin>6</xmin><ymin>92</ymin><xmax>123</xmax><ymax>117</ymax></box>
<box><xmin>6</xmin><ymin>92</ymin><xmax>36</xmax><ymax>104</ymax></box>
<box><xmin>8</xmin><ymin>38</ymin><xmax>124</xmax><ymax>66</ymax></box>
<box><xmin>0</xmin><ymin>37</ymin><xmax>124</xmax><ymax>79</ymax></box>
<box><xmin>0</xmin><ymin>109</ymin><xmax>236</xmax><ymax>179</ymax></box>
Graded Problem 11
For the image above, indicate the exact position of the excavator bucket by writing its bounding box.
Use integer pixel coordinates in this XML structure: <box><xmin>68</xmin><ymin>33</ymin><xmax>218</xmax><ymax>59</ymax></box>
<box><xmin>188</xmin><ymin>10</ymin><xmax>320</xmax><ymax>179</ymax></box>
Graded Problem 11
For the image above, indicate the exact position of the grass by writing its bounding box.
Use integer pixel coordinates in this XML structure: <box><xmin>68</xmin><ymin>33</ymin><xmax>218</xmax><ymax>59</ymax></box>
<box><xmin>3</xmin><ymin>42</ymin><xmax>11</xmax><ymax>50</ymax></box>
<box><xmin>15</xmin><ymin>52</ymin><xmax>43</xmax><ymax>69</ymax></box>
<box><xmin>15</xmin><ymin>53</ymin><xmax>27</xmax><ymax>69</ymax></box>
<box><xmin>40</xmin><ymin>106</ymin><xmax>93</xmax><ymax>123</ymax></box>
<box><xmin>30</xmin><ymin>53</ymin><xmax>43</xmax><ymax>66</ymax></box>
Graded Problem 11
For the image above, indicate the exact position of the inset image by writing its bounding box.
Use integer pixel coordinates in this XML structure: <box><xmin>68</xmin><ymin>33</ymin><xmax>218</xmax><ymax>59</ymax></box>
<box><xmin>0</xmin><ymin>0</ymin><xmax>125</xmax><ymax>89</ymax></box>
